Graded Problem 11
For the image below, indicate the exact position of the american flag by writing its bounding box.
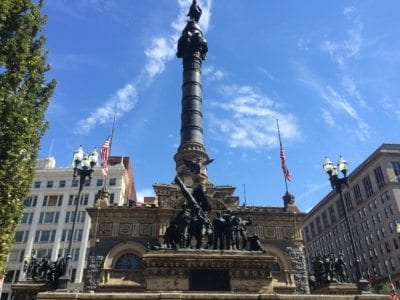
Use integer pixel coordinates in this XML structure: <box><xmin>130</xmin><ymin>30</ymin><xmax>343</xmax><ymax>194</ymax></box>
<box><xmin>280</xmin><ymin>149</ymin><xmax>292</xmax><ymax>182</ymax></box>
<box><xmin>100</xmin><ymin>136</ymin><xmax>111</xmax><ymax>176</ymax></box>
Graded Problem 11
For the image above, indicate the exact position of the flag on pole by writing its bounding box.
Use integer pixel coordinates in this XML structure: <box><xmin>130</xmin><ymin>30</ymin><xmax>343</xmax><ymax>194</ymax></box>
<box><xmin>280</xmin><ymin>148</ymin><xmax>292</xmax><ymax>182</ymax></box>
<box><xmin>276</xmin><ymin>119</ymin><xmax>292</xmax><ymax>187</ymax></box>
<box><xmin>100</xmin><ymin>136</ymin><xmax>111</xmax><ymax>176</ymax></box>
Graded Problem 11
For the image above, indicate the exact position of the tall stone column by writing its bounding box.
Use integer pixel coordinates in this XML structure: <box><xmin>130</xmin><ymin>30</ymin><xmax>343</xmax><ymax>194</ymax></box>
<box><xmin>174</xmin><ymin>1</ymin><xmax>210</xmax><ymax>187</ymax></box>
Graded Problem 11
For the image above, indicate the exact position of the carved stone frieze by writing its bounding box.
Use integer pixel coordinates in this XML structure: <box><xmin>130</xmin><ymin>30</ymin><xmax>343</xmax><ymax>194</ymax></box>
<box><xmin>98</xmin><ymin>222</ymin><xmax>113</xmax><ymax>236</ymax></box>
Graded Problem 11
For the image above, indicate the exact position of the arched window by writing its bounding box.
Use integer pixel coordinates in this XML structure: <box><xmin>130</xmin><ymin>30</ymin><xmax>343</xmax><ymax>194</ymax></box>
<box><xmin>114</xmin><ymin>254</ymin><xmax>142</xmax><ymax>269</ymax></box>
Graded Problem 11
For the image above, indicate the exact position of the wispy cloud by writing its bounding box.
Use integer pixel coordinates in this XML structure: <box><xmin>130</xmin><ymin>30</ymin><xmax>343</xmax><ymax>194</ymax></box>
<box><xmin>208</xmin><ymin>85</ymin><xmax>300</xmax><ymax>149</ymax></box>
<box><xmin>257</xmin><ymin>66</ymin><xmax>275</xmax><ymax>81</ymax></box>
<box><xmin>321</xmin><ymin>108</ymin><xmax>334</xmax><ymax>126</ymax></box>
<box><xmin>295</xmin><ymin>63</ymin><xmax>371</xmax><ymax>141</ymax></box>
<box><xmin>76</xmin><ymin>0</ymin><xmax>212</xmax><ymax>134</ymax></box>
<box><xmin>203</xmin><ymin>65</ymin><xmax>226</xmax><ymax>81</ymax></box>
<box><xmin>49</xmin><ymin>53</ymin><xmax>99</xmax><ymax>71</ymax></box>
<box><xmin>320</xmin><ymin>8</ymin><xmax>370</xmax><ymax>111</ymax></box>
<box><xmin>75</xmin><ymin>84</ymin><xmax>137</xmax><ymax>134</ymax></box>
<box><xmin>381</xmin><ymin>97</ymin><xmax>400</xmax><ymax>120</ymax></box>
<box><xmin>296</xmin><ymin>181</ymin><xmax>329</xmax><ymax>203</ymax></box>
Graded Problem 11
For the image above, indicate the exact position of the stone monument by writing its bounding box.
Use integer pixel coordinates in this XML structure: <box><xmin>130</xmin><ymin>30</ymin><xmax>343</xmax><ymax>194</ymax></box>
<box><xmin>82</xmin><ymin>1</ymin><xmax>308</xmax><ymax>295</ymax></box>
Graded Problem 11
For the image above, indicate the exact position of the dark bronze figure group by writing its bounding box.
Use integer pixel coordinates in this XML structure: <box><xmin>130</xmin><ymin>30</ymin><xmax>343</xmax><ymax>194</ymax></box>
<box><xmin>163</xmin><ymin>176</ymin><xmax>263</xmax><ymax>252</ymax></box>
<box><xmin>309</xmin><ymin>252</ymin><xmax>347</xmax><ymax>288</ymax></box>
<box><xmin>23</xmin><ymin>252</ymin><xmax>65</xmax><ymax>287</ymax></box>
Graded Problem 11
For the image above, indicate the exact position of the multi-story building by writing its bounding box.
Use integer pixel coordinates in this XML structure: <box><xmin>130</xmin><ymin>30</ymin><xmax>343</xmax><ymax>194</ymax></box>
<box><xmin>0</xmin><ymin>155</ymin><xmax>135</xmax><ymax>300</ymax></box>
<box><xmin>302</xmin><ymin>143</ymin><xmax>400</xmax><ymax>287</ymax></box>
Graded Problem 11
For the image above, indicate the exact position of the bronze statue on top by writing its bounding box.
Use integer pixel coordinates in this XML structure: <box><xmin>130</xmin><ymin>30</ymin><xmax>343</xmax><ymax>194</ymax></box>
<box><xmin>187</xmin><ymin>0</ymin><xmax>202</xmax><ymax>23</ymax></box>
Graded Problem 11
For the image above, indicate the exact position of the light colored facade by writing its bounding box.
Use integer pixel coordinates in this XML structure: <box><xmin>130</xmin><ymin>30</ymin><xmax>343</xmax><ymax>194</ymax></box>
<box><xmin>302</xmin><ymin>144</ymin><xmax>400</xmax><ymax>287</ymax></box>
<box><xmin>0</xmin><ymin>156</ymin><xmax>135</xmax><ymax>299</ymax></box>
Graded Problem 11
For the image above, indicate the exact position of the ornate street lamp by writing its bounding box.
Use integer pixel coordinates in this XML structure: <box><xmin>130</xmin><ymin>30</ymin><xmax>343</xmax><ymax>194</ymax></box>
<box><xmin>323</xmin><ymin>156</ymin><xmax>369</xmax><ymax>293</ymax></box>
<box><xmin>58</xmin><ymin>146</ymin><xmax>98</xmax><ymax>289</ymax></box>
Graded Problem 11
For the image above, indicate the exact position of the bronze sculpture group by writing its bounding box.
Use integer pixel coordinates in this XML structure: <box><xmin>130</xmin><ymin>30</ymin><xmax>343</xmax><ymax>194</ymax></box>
<box><xmin>23</xmin><ymin>252</ymin><xmax>66</xmax><ymax>287</ymax></box>
<box><xmin>163</xmin><ymin>175</ymin><xmax>265</xmax><ymax>252</ymax></box>
<box><xmin>309</xmin><ymin>253</ymin><xmax>347</xmax><ymax>288</ymax></box>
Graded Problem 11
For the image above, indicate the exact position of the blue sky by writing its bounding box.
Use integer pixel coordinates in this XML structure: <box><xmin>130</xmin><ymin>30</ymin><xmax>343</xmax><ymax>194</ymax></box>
<box><xmin>39</xmin><ymin>0</ymin><xmax>400</xmax><ymax>212</ymax></box>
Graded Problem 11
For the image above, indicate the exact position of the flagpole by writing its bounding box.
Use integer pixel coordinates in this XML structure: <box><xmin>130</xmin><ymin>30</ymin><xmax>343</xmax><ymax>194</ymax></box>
<box><xmin>109</xmin><ymin>112</ymin><xmax>116</xmax><ymax>159</ymax></box>
<box><xmin>101</xmin><ymin>113</ymin><xmax>116</xmax><ymax>186</ymax></box>
<box><xmin>276</xmin><ymin>119</ymin><xmax>289</xmax><ymax>193</ymax></box>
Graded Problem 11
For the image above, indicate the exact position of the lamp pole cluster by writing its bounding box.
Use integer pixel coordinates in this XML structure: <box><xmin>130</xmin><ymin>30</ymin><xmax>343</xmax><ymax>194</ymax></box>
<box><xmin>323</xmin><ymin>156</ymin><xmax>369</xmax><ymax>293</ymax></box>
<box><xmin>58</xmin><ymin>146</ymin><xmax>98</xmax><ymax>290</ymax></box>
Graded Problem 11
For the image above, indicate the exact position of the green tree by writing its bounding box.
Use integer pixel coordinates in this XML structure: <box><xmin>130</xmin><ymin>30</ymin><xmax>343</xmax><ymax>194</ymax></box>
<box><xmin>0</xmin><ymin>0</ymin><xmax>55</xmax><ymax>277</ymax></box>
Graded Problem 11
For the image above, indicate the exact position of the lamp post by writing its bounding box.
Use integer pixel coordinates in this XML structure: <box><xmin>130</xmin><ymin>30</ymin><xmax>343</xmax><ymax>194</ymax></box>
<box><xmin>323</xmin><ymin>156</ymin><xmax>369</xmax><ymax>293</ymax></box>
<box><xmin>58</xmin><ymin>146</ymin><xmax>98</xmax><ymax>290</ymax></box>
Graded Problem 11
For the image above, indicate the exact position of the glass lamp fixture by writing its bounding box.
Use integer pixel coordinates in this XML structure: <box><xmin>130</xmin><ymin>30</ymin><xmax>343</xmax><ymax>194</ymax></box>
<box><xmin>338</xmin><ymin>155</ymin><xmax>348</xmax><ymax>177</ymax></box>
<box><xmin>323</xmin><ymin>157</ymin><xmax>334</xmax><ymax>174</ymax></box>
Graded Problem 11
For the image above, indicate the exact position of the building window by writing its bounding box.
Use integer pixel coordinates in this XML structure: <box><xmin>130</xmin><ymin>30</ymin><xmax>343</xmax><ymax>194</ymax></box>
<box><xmin>383</xmin><ymin>191</ymin><xmax>391</xmax><ymax>202</ymax></box>
<box><xmin>34</xmin><ymin>181</ymin><xmax>41</xmax><ymax>188</ymax></box>
<box><xmin>80</xmin><ymin>194</ymin><xmax>89</xmax><ymax>205</ymax></box>
<box><xmin>377</xmin><ymin>213</ymin><xmax>382</xmax><ymax>223</ymax></box>
<box><xmin>84</xmin><ymin>179</ymin><xmax>90</xmax><ymax>187</ymax></box>
<box><xmin>329</xmin><ymin>205</ymin><xmax>336</xmax><ymax>223</ymax></box>
<box><xmin>61</xmin><ymin>230</ymin><xmax>71</xmax><ymax>242</ymax></box>
<box><xmin>392</xmin><ymin>161</ymin><xmax>400</xmax><ymax>182</ymax></box>
<box><xmin>59</xmin><ymin>180</ymin><xmax>66</xmax><ymax>188</ymax></box>
<box><xmin>39</xmin><ymin>212</ymin><xmax>59</xmax><ymax>224</ymax></box>
<box><xmin>71</xmin><ymin>179</ymin><xmax>78</xmax><ymax>187</ymax></box>
<box><xmin>20</xmin><ymin>213</ymin><xmax>33</xmax><ymax>224</ymax></box>
<box><xmin>110</xmin><ymin>193</ymin><xmax>115</xmax><ymax>204</ymax></box>
<box><xmin>374</xmin><ymin>166</ymin><xmax>385</xmax><ymax>189</ymax></box>
<box><xmin>109</xmin><ymin>178</ymin><xmax>116</xmax><ymax>186</ymax></box>
<box><xmin>24</xmin><ymin>195</ymin><xmax>37</xmax><ymax>207</ymax></box>
<box><xmin>315</xmin><ymin>216</ymin><xmax>322</xmax><ymax>233</ymax></box>
<box><xmin>36</xmin><ymin>249</ymin><xmax>52</xmax><ymax>259</ymax></box>
<box><xmin>68</xmin><ymin>195</ymin><xmax>78</xmax><ymax>206</ymax></box>
<box><xmin>4</xmin><ymin>270</ymin><xmax>14</xmax><ymax>283</ymax></box>
<box><xmin>336</xmin><ymin>200</ymin><xmax>345</xmax><ymax>218</ymax></box>
<box><xmin>74</xmin><ymin>229</ymin><xmax>83</xmax><ymax>242</ymax></box>
<box><xmin>14</xmin><ymin>231</ymin><xmax>28</xmax><ymax>243</ymax></box>
<box><xmin>353</xmin><ymin>184</ymin><xmax>363</xmax><ymax>204</ymax></box>
<box><xmin>46</xmin><ymin>180</ymin><xmax>54</xmax><ymax>188</ymax></box>
<box><xmin>96</xmin><ymin>179</ymin><xmax>103</xmax><ymax>187</ymax></box>
<box><xmin>394</xmin><ymin>238</ymin><xmax>399</xmax><ymax>249</ymax></box>
<box><xmin>385</xmin><ymin>242</ymin><xmax>391</xmax><ymax>253</ymax></box>
<box><xmin>34</xmin><ymin>230</ymin><xmax>56</xmax><ymax>243</ymax></box>
<box><xmin>363</xmin><ymin>175</ymin><xmax>374</xmax><ymax>198</ymax></box>
<box><xmin>304</xmin><ymin>226</ymin><xmax>310</xmax><ymax>242</ymax></box>
<box><xmin>65</xmin><ymin>211</ymin><xmax>76</xmax><ymax>223</ymax></box>
<box><xmin>344</xmin><ymin>192</ymin><xmax>353</xmax><ymax>211</ymax></box>
<box><xmin>115</xmin><ymin>254</ymin><xmax>143</xmax><ymax>269</ymax></box>
<box><xmin>322</xmin><ymin>211</ymin><xmax>329</xmax><ymax>228</ymax></box>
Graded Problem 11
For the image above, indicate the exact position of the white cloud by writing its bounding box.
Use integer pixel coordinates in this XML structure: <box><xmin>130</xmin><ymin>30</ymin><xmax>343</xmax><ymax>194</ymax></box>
<box><xmin>203</xmin><ymin>65</ymin><xmax>226</xmax><ymax>81</ymax></box>
<box><xmin>319</xmin><ymin>8</ymin><xmax>368</xmax><ymax>112</ymax></box>
<box><xmin>382</xmin><ymin>97</ymin><xmax>400</xmax><ymax>120</ymax></box>
<box><xmin>75</xmin><ymin>84</ymin><xmax>137</xmax><ymax>134</ymax></box>
<box><xmin>296</xmin><ymin>182</ymin><xmax>329</xmax><ymax>203</ymax></box>
<box><xmin>144</xmin><ymin>37</ymin><xmax>176</xmax><ymax>80</ymax></box>
<box><xmin>257</xmin><ymin>66</ymin><xmax>275</xmax><ymax>81</ymax></box>
<box><xmin>343</xmin><ymin>6</ymin><xmax>354</xmax><ymax>15</ymax></box>
<box><xmin>76</xmin><ymin>0</ymin><xmax>213</xmax><ymax>134</ymax></box>
<box><xmin>321</xmin><ymin>108</ymin><xmax>335</xmax><ymax>126</ymax></box>
<box><xmin>208</xmin><ymin>85</ymin><xmax>300</xmax><ymax>150</ymax></box>
<box><xmin>295</xmin><ymin>63</ymin><xmax>371</xmax><ymax>141</ymax></box>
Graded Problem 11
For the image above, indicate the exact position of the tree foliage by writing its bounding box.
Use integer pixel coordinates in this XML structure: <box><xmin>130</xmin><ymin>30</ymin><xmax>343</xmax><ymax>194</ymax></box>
<box><xmin>0</xmin><ymin>0</ymin><xmax>55</xmax><ymax>277</ymax></box>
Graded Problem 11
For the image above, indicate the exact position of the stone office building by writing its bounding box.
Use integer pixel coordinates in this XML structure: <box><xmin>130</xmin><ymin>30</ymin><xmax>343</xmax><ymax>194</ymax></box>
<box><xmin>0</xmin><ymin>156</ymin><xmax>135</xmax><ymax>300</ymax></box>
<box><xmin>302</xmin><ymin>143</ymin><xmax>400</xmax><ymax>287</ymax></box>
